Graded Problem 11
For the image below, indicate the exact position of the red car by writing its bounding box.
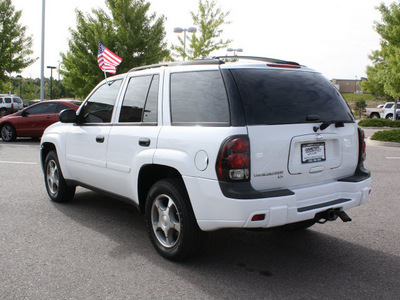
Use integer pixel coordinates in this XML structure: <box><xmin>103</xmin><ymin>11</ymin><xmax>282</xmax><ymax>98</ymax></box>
<box><xmin>0</xmin><ymin>100</ymin><xmax>81</xmax><ymax>142</ymax></box>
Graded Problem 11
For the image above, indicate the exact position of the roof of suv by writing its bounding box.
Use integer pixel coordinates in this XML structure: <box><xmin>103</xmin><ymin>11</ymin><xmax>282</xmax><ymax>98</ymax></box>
<box><xmin>128</xmin><ymin>56</ymin><xmax>312</xmax><ymax>73</ymax></box>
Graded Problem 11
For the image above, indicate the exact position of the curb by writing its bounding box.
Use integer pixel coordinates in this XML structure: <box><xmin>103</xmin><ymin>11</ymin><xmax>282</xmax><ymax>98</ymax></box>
<box><xmin>366</xmin><ymin>137</ymin><xmax>400</xmax><ymax>148</ymax></box>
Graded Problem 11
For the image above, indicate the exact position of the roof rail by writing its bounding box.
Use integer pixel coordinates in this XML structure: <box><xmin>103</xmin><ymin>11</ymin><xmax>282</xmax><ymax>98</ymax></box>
<box><xmin>213</xmin><ymin>55</ymin><xmax>300</xmax><ymax>66</ymax></box>
<box><xmin>128</xmin><ymin>59</ymin><xmax>224</xmax><ymax>72</ymax></box>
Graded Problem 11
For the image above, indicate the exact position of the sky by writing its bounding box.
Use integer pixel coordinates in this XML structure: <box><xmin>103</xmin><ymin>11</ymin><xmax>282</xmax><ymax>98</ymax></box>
<box><xmin>12</xmin><ymin>0</ymin><xmax>396</xmax><ymax>80</ymax></box>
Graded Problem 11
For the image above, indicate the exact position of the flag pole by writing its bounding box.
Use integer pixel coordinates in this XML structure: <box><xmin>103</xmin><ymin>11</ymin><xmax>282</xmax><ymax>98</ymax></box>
<box><xmin>103</xmin><ymin>70</ymin><xmax>110</xmax><ymax>85</ymax></box>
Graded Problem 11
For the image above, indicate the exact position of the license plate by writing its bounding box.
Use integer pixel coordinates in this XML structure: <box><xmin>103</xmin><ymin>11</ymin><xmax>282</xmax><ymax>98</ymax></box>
<box><xmin>301</xmin><ymin>142</ymin><xmax>326</xmax><ymax>163</ymax></box>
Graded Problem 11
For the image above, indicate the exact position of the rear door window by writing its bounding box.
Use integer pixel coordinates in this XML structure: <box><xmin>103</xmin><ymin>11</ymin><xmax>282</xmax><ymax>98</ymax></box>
<box><xmin>119</xmin><ymin>74</ymin><xmax>159</xmax><ymax>123</ymax></box>
<box><xmin>230</xmin><ymin>69</ymin><xmax>353</xmax><ymax>125</ymax></box>
<box><xmin>170</xmin><ymin>71</ymin><xmax>230</xmax><ymax>126</ymax></box>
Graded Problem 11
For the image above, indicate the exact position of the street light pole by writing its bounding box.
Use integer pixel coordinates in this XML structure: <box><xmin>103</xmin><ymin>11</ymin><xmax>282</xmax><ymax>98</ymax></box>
<box><xmin>47</xmin><ymin>66</ymin><xmax>56</xmax><ymax>100</ymax></box>
<box><xmin>173</xmin><ymin>27</ymin><xmax>197</xmax><ymax>60</ymax></box>
<box><xmin>40</xmin><ymin>0</ymin><xmax>45</xmax><ymax>101</ymax></box>
<box><xmin>16</xmin><ymin>75</ymin><xmax>23</xmax><ymax>98</ymax></box>
<box><xmin>227</xmin><ymin>48</ymin><xmax>243</xmax><ymax>56</ymax></box>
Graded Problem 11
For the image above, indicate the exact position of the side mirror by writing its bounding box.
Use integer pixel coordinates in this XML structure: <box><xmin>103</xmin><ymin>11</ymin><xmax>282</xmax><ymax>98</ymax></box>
<box><xmin>59</xmin><ymin>109</ymin><xmax>77</xmax><ymax>123</ymax></box>
<box><xmin>21</xmin><ymin>110</ymin><xmax>28</xmax><ymax>117</ymax></box>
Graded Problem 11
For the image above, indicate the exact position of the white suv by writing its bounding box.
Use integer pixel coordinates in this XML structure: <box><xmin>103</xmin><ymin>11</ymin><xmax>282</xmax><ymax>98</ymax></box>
<box><xmin>40</xmin><ymin>56</ymin><xmax>372</xmax><ymax>260</ymax></box>
<box><xmin>0</xmin><ymin>94</ymin><xmax>23</xmax><ymax>116</ymax></box>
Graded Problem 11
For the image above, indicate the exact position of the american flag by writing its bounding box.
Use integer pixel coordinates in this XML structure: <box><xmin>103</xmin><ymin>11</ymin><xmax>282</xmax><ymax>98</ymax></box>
<box><xmin>97</xmin><ymin>41</ymin><xmax>123</xmax><ymax>74</ymax></box>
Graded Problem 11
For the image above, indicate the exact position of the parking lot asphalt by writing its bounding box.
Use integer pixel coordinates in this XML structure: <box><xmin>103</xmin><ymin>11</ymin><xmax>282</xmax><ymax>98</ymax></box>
<box><xmin>0</xmin><ymin>138</ymin><xmax>399</xmax><ymax>299</ymax></box>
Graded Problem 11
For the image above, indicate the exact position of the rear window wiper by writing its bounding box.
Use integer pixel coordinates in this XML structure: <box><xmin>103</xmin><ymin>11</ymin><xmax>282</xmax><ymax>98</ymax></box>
<box><xmin>313</xmin><ymin>120</ymin><xmax>345</xmax><ymax>132</ymax></box>
<box><xmin>306</xmin><ymin>115</ymin><xmax>346</xmax><ymax>132</ymax></box>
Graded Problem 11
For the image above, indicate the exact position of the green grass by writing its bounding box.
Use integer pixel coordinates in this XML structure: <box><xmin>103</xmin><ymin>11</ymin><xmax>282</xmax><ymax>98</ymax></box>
<box><xmin>371</xmin><ymin>129</ymin><xmax>400</xmax><ymax>143</ymax></box>
<box><xmin>342</xmin><ymin>93</ymin><xmax>379</xmax><ymax>101</ymax></box>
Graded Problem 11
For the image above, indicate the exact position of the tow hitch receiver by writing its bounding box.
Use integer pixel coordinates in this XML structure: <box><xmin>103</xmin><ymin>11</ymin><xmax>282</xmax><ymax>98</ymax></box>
<box><xmin>336</xmin><ymin>211</ymin><xmax>352</xmax><ymax>222</ymax></box>
<box><xmin>316</xmin><ymin>209</ymin><xmax>352</xmax><ymax>224</ymax></box>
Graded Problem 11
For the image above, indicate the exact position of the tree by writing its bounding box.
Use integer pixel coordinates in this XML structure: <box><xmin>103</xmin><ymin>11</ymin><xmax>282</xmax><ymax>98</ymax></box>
<box><xmin>61</xmin><ymin>0</ymin><xmax>169</xmax><ymax>99</ymax></box>
<box><xmin>354</xmin><ymin>98</ymin><xmax>367</xmax><ymax>118</ymax></box>
<box><xmin>0</xmin><ymin>0</ymin><xmax>36</xmax><ymax>91</ymax></box>
<box><xmin>361</xmin><ymin>2</ymin><xmax>400</xmax><ymax>101</ymax></box>
<box><xmin>172</xmin><ymin>0</ymin><xmax>231</xmax><ymax>60</ymax></box>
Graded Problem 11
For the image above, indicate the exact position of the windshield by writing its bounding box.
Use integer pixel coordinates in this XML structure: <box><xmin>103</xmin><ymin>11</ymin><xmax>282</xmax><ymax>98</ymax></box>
<box><xmin>230</xmin><ymin>69</ymin><xmax>354</xmax><ymax>125</ymax></box>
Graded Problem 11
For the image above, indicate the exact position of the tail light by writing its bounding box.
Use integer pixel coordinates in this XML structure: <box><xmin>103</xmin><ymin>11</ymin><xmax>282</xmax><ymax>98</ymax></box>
<box><xmin>11</xmin><ymin>103</ymin><xmax>14</xmax><ymax>109</ymax></box>
<box><xmin>358</xmin><ymin>128</ymin><xmax>366</xmax><ymax>163</ymax></box>
<box><xmin>216</xmin><ymin>135</ymin><xmax>250</xmax><ymax>181</ymax></box>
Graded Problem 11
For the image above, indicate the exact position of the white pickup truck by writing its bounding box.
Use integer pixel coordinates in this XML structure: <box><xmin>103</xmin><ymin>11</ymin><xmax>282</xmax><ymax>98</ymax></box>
<box><xmin>380</xmin><ymin>101</ymin><xmax>400</xmax><ymax>119</ymax></box>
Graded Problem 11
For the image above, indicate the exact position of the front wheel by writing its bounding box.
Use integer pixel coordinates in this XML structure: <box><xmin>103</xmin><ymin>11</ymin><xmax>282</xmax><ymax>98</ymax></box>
<box><xmin>145</xmin><ymin>179</ymin><xmax>206</xmax><ymax>261</ymax></box>
<box><xmin>44</xmin><ymin>150</ymin><xmax>75</xmax><ymax>202</ymax></box>
<box><xmin>385</xmin><ymin>114</ymin><xmax>393</xmax><ymax>120</ymax></box>
<box><xmin>1</xmin><ymin>124</ymin><xmax>17</xmax><ymax>142</ymax></box>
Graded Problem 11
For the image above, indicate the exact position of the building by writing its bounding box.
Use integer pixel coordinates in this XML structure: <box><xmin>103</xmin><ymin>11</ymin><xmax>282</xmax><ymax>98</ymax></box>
<box><xmin>331</xmin><ymin>78</ymin><xmax>367</xmax><ymax>94</ymax></box>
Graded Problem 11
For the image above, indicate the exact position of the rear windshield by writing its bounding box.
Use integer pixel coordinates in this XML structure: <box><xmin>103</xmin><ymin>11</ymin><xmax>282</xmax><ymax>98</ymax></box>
<box><xmin>230</xmin><ymin>69</ymin><xmax>354</xmax><ymax>125</ymax></box>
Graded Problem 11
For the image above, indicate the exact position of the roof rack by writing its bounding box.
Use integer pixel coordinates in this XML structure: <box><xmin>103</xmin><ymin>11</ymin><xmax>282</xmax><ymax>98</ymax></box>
<box><xmin>213</xmin><ymin>55</ymin><xmax>300</xmax><ymax>66</ymax></box>
<box><xmin>128</xmin><ymin>59</ymin><xmax>224</xmax><ymax>72</ymax></box>
<box><xmin>128</xmin><ymin>56</ymin><xmax>300</xmax><ymax>72</ymax></box>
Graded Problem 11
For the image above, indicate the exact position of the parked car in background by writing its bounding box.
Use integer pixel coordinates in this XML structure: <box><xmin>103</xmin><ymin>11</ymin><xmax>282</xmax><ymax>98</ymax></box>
<box><xmin>0</xmin><ymin>94</ymin><xmax>24</xmax><ymax>116</ymax></box>
<box><xmin>23</xmin><ymin>100</ymin><xmax>40</xmax><ymax>107</ymax></box>
<box><xmin>381</xmin><ymin>101</ymin><xmax>400</xmax><ymax>119</ymax></box>
<box><xmin>364</xmin><ymin>104</ymin><xmax>384</xmax><ymax>118</ymax></box>
<box><xmin>0</xmin><ymin>100</ymin><xmax>81</xmax><ymax>142</ymax></box>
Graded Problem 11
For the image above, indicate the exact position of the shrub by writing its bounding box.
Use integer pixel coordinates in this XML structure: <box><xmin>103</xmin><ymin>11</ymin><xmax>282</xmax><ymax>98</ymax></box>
<box><xmin>358</xmin><ymin>119</ymin><xmax>400</xmax><ymax>127</ymax></box>
<box><xmin>371</xmin><ymin>129</ymin><xmax>400</xmax><ymax>142</ymax></box>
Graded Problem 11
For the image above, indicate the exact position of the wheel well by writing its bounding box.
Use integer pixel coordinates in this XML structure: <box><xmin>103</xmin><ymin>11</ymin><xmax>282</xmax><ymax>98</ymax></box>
<box><xmin>40</xmin><ymin>142</ymin><xmax>56</xmax><ymax>168</ymax></box>
<box><xmin>138</xmin><ymin>165</ymin><xmax>185</xmax><ymax>213</ymax></box>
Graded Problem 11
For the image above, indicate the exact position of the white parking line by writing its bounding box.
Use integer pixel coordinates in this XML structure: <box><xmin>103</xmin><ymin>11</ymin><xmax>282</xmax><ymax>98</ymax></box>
<box><xmin>0</xmin><ymin>161</ymin><xmax>38</xmax><ymax>165</ymax></box>
<box><xmin>386</xmin><ymin>157</ymin><xmax>400</xmax><ymax>160</ymax></box>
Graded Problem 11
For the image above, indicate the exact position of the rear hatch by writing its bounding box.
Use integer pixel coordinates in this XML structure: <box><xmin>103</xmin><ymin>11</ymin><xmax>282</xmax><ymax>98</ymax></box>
<box><xmin>229</xmin><ymin>67</ymin><xmax>358</xmax><ymax>190</ymax></box>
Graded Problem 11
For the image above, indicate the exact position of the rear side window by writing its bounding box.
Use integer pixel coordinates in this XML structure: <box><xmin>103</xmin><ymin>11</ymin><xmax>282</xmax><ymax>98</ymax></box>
<box><xmin>230</xmin><ymin>69</ymin><xmax>353</xmax><ymax>125</ymax></box>
<box><xmin>170</xmin><ymin>71</ymin><xmax>230</xmax><ymax>126</ymax></box>
<box><xmin>5</xmin><ymin>98</ymin><xmax>11</xmax><ymax>104</ymax></box>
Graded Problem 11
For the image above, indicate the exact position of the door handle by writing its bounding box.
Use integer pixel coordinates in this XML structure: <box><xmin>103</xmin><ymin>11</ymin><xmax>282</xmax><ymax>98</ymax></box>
<box><xmin>139</xmin><ymin>138</ymin><xmax>151</xmax><ymax>147</ymax></box>
<box><xmin>96</xmin><ymin>135</ymin><xmax>105</xmax><ymax>143</ymax></box>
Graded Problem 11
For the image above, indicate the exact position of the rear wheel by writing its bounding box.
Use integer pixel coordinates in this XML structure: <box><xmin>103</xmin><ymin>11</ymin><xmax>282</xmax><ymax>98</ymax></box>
<box><xmin>371</xmin><ymin>113</ymin><xmax>379</xmax><ymax>118</ymax></box>
<box><xmin>1</xmin><ymin>124</ymin><xmax>16</xmax><ymax>142</ymax></box>
<box><xmin>44</xmin><ymin>150</ymin><xmax>75</xmax><ymax>202</ymax></box>
<box><xmin>145</xmin><ymin>179</ymin><xmax>206</xmax><ymax>261</ymax></box>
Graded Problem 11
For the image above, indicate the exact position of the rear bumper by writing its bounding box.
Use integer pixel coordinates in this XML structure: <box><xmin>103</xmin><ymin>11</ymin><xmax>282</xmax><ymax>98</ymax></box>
<box><xmin>184</xmin><ymin>176</ymin><xmax>372</xmax><ymax>231</ymax></box>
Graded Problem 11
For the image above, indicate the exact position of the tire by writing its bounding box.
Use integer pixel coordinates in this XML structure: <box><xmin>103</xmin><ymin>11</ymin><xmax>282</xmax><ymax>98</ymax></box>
<box><xmin>371</xmin><ymin>113</ymin><xmax>379</xmax><ymax>118</ymax></box>
<box><xmin>0</xmin><ymin>108</ymin><xmax>7</xmax><ymax>117</ymax></box>
<box><xmin>1</xmin><ymin>124</ymin><xmax>17</xmax><ymax>142</ymax></box>
<box><xmin>385</xmin><ymin>114</ymin><xmax>393</xmax><ymax>120</ymax></box>
<box><xmin>44</xmin><ymin>150</ymin><xmax>75</xmax><ymax>203</ymax></box>
<box><xmin>145</xmin><ymin>178</ymin><xmax>207</xmax><ymax>261</ymax></box>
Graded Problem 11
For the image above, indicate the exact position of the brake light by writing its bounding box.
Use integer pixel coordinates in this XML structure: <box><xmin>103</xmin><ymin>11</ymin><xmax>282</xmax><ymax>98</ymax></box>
<box><xmin>358</xmin><ymin>128</ymin><xmax>366</xmax><ymax>162</ymax></box>
<box><xmin>216</xmin><ymin>135</ymin><xmax>250</xmax><ymax>181</ymax></box>
<box><xmin>267</xmin><ymin>63</ymin><xmax>301</xmax><ymax>69</ymax></box>
<box><xmin>11</xmin><ymin>103</ymin><xmax>14</xmax><ymax>109</ymax></box>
